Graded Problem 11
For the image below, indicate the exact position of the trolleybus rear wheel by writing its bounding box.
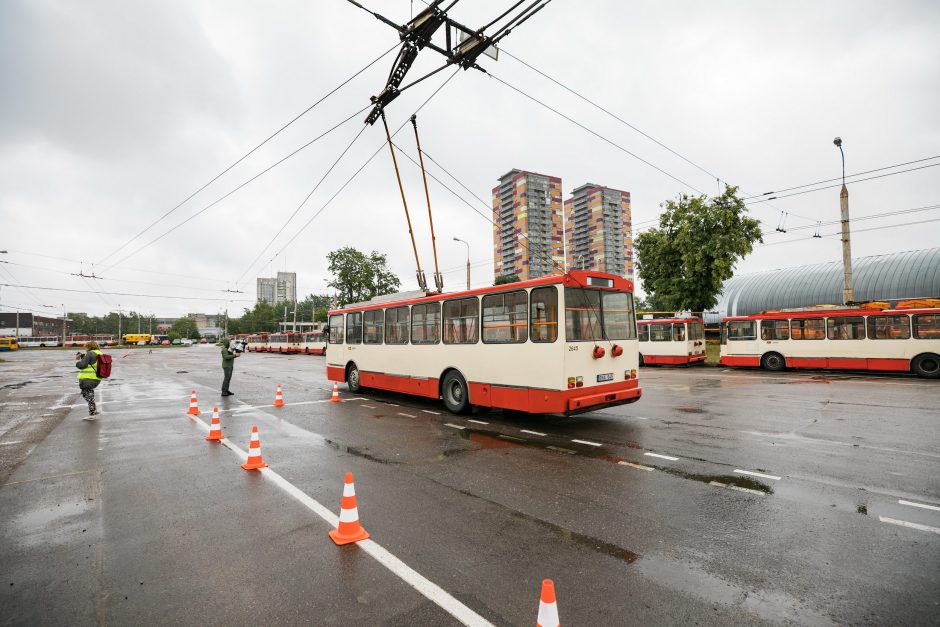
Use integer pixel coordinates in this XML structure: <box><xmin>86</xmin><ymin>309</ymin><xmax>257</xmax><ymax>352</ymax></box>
<box><xmin>346</xmin><ymin>363</ymin><xmax>362</xmax><ymax>392</ymax></box>
<box><xmin>442</xmin><ymin>371</ymin><xmax>469</xmax><ymax>414</ymax></box>
<box><xmin>761</xmin><ymin>352</ymin><xmax>786</xmax><ymax>372</ymax></box>
<box><xmin>912</xmin><ymin>353</ymin><xmax>940</xmax><ymax>379</ymax></box>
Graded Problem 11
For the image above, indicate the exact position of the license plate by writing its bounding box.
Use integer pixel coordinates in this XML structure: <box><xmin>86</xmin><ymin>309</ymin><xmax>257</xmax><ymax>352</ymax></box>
<box><xmin>596</xmin><ymin>373</ymin><xmax>613</xmax><ymax>382</ymax></box>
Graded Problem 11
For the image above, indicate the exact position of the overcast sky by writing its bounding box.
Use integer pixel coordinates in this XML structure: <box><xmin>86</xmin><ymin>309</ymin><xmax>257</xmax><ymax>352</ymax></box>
<box><xmin>1</xmin><ymin>0</ymin><xmax>938</xmax><ymax>319</ymax></box>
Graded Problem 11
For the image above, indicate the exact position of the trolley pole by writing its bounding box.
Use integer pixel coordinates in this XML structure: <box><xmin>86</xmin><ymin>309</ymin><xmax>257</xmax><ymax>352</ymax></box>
<box><xmin>834</xmin><ymin>137</ymin><xmax>855</xmax><ymax>304</ymax></box>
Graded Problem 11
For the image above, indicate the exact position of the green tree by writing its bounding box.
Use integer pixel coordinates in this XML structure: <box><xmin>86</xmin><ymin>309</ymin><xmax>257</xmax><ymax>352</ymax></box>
<box><xmin>494</xmin><ymin>275</ymin><xmax>521</xmax><ymax>285</ymax></box>
<box><xmin>238</xmin><ymin>301</ymin><xmax>279</xmax><ymax>333</ymax></box>
<box><xmin>327</xmin><ymin>247</ymin><xmax>401</xmax><ymax>306</ymax></box>
<box><xmin>635</xmin><ymin>186</ymin><xmax>762</xmax><ymax>313</ymax></box>
<box><xmin>170</xmin><ymin>317</ymin><xmax>200</xmax><ymax>339</ymax></box>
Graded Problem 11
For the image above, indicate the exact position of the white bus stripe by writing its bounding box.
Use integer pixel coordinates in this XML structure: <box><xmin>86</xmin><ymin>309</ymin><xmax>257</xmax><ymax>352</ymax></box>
<box><xmin>186</xmin><ymin>414</ymin><xmax>493</xmax><ymax>626</ymax></box>
<box><xmin>733</xmin><ymin>469</ymin><xmax>781</xmax><ymax>481</ymax></box>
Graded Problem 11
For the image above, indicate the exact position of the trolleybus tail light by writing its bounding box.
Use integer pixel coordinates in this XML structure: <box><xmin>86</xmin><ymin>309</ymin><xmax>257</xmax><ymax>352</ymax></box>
<box><xmin>567</xmin><ymin>377</ymin><xmax>575</xmax><ymax>389</ymax></box>
<box><xmin>576</xmin><ymin>376</ymin><xmax>583</xmax><ymax>388</ymax></box>
<box><xmin>611</xmin><ymin>344</ymin><xmax>623</xmax><ymax>357</ymax></box>
<box><xmin>592</xmin><ymin>346</ymin><xmax>605</xmax><ymax>359</ymax></box>
<box><xmin>624</xmin><ymin>369</ymin><xmax>637</xmax><ymax>380</ymax></box>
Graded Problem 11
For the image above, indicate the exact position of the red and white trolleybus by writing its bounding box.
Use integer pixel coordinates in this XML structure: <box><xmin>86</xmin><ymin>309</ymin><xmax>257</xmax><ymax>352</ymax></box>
<box><xmin>267</xmin><ymin>333</ymin><xmax>304</xmax><ymax>354</ymax></box>
<box><xmin>719</xmin><ymin>305</ymin><xmax>940</xmax><ymax>378</ymax></box>
<box><xmin>637</xmin><ymin>317</ymin><xmax>706</xmax><ymax>366</ymax></box>
<box><xmin>300</xmin><ymin>331</ymin><xmax>327</xmax><ymax>355</ymax></box>
<box><xmin>326</xmin><ymin>270</ymin><xmax>642</xmax><ymax>416</ymax></box>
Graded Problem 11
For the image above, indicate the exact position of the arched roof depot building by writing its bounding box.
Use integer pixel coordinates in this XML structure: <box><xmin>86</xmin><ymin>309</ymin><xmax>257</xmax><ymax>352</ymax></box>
<box><xmin>705</xmin><ymin>247</ymin><xmax>940</xmax><ymax>324</ymax></box>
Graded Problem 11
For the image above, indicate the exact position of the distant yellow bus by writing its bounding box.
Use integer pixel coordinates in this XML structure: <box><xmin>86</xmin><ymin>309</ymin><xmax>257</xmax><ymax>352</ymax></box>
<box><xmin>0</xmin><ymin>337</ymin><xmax>19</xmax><ymax>351</ymax></box>
<box><xmin>122</xmin><ymin>334</ymin><xmax>152</xmax><ymax>345</ymax></box>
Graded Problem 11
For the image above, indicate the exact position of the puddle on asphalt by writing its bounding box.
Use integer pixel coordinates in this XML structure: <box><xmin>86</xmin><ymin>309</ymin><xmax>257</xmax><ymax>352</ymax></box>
<box><xmin>676</xmin><ymin>407</ymin><xmax>705</xmax><ymax>414</ymax></box>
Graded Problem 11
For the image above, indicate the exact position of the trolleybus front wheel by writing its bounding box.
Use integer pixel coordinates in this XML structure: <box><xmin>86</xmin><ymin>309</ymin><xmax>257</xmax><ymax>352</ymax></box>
<box><xmin>346</xmin><ymin>363</ymin><xmax>362</xmax><ymax>392</ymax></box>
<box><xmin>441</xmin><ymin>371</ymin><xmax>470</xmax><ymax>414</ymax></box>
<box><xmin>761</xmin><ymin>352</ymin><xmax>786</xmax><ymax>372</ymax></box>
<box><xmin>912</xmin><ymin>353</ymin><xmax>940</xmax><ymax>379</ymax></box>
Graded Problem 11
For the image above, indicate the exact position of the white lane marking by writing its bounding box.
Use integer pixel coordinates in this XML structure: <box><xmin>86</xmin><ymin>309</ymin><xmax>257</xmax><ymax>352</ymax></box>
<box><xmin>899</xmin><ymin>499</ymin><xmax>940</xmax><ymax>512</ymax></box>
<box><xmin>0</xmin><ymin>441</ymin><xmax>24</xmax><ymax>446</ymax></box>
<box><xmin>360</xmin><ymin>405</ymin><xmax>376</xmax><ymax>409</ymax></box>
<box><xmin>520</xmin><ymin>429</ymin><xmax>546</xmax><ymax>437</ymax></box>
<box><xmin>879</xmin><ymin>516</ymin><xmax>940</xmax><ymax>535</ymax></box>
<box><xmin>385</xmin><ymin>403</ymin><xmax>400</xmax><ymax>407</ymax></box>
<box><xmin>422</xmin><ymin>410</ymin><xmax>441</xmax><ymax>415</ymax></box>
<box><xmin>185</xmin><ymin>414</ymin><xmax>492</xmax><ymax>626</ymax></box>
<box><xmin>444</xmin><ymin>423</ymin><xmax>466</xmax><ymax>430</ymax></box>
<box><xmin>347</xmin><ymin>398</ymin><xmax>368</xmax><ymax>401</ymax></box>
<box><xmin>546</xmin><ymin>445</ymin><xmax>575</xmax><ymax>454</ymax></box>
<box><xmin>618</xmin><ymin>461</ymin><xmax>653</xmax><ymax>472</ymax></box>
<box><xmin>709</xmin><ymin>481</ymin><xmax>766</xmax><ymax>496</ymax></box>
<box><xmin>467</xmin><ymin>419</ymin><xmax>488</xmax><ymax>425</ymax></box>
<box><xmin>571</xmin><ymin>439</ymin><xmax>602</xmax><ymax>447</ymax></box>
<box><xmin>644</xmin><ymin>452</ymin><xmax>679</xmax><ymax>461</ymax></box>
<box><xmin>397</xmin><ymin>413</ymin><xmax>417</xmax><ymax>418</ymax></box>
<box><xmin>734</xmin><ymin>469</ymin><xmax>781</xmax><ymax>481</ymax></box>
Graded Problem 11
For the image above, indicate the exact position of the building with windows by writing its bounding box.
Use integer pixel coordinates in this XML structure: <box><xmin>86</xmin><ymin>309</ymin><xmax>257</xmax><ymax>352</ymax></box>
<box><xmin>492</xmin><ymin>169</ymin><xmax>564</xmax><ymax>281</ymax></box>
<box><xmin>0</xmin><ymin>312</ymin><xmax>71</xmax><ymax>338</ymax></box>
<box><xmin>564</xmin><ymin>183</ymin><xmax>633</xmax><ymax>279</ymax></box>
<box><xmin>257</xmin><ymin>271</ymin><xmax>297</xmax><ymax>305</ymax></box>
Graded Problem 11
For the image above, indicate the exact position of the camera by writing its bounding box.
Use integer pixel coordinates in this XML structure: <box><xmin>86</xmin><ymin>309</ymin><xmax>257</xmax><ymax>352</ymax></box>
<box><xmin>228</xmin><ymin>340</ymin><xmax>246</xmax><ymax>355</ymax></box>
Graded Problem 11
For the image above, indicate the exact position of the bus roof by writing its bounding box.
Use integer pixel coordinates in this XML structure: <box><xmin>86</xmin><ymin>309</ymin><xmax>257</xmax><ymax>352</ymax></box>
<box><xmin>330</xmin><ymin>270</ymin><xmax>634</xmax><ymax>315</ymax></box>
<box><xmin>723</xmin><ymin>307</ymin><xmax>940</xmax><ymax>321</ymax></box>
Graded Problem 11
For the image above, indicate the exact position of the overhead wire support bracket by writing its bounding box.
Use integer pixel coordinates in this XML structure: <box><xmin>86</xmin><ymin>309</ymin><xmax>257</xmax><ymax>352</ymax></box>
<box><xmin>410</xmin><ymin>114</ymin><xmax>443</xmax><ymax>292</ymax></box>
<box><xmin>381</xmin><ymin>110</ymin><xmax>428</xmax><ymax>293</ymax></box>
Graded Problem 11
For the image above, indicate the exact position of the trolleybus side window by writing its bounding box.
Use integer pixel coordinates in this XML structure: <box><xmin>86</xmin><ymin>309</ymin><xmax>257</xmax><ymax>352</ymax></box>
<box><xmin>761</xmin><ymin>319</ymin><xmax>789</xmax><ymax>340</ymax></box>
<box><xmin>564</xmin><ymin>288</ymin><xmax>601</xmax><ymax>341</ymax></box>
<box><xmin>791</xmin><ymin>318</ymin><xmax>824</xmax><ymax>340</ymax></box>
<box><xmin>411</xmin><ymin>302</ymin><xmax>441</xmax><ymax>345</ymax></box>
<box><xmin>913</xmin><ymin>314</ymin><xmax>940</xmax><ymax>339</ymax></box>
<box><xmin>363</xmin><ymin>310</ymin><xmax>384</xmax><ymax>344</ymax></box>
<box><xmin>827</xmin><ymin>316</ymin><xmax>865</xmax><ymax>340</ymax></box>
<box><xmin>385</xmin><ymin>307</ymin><xmax>409</xmax><ymax>344</ymax></box>
<box><xmin>443</xmin><ymin>297</ymin><xmax>479</xmax><ymax>345</ymax></box>
<box><xmin>867</xmin><ymin>314</ymin><xmax>911</xmax><ymax>340</ymax></box>
<box><xmin>601</xmin><ymin>292</ymin><xmax>636</xmax><ymax>340</ymax></box>
<box><xmin>649</xmin><ymin>323</ymin><xmax>671</xmax><ymax>342</ymax></box>
<box><xmin>727</xmin><ymin>320</ymin><xmax>756</xmax><ymax>340</ymax></box>
<box><xmin>346</xmin><ymin>312</ymin><xmax>362</xmax><ymax>344</ymax></box>
<box><xmin>673</xmin><ymin>323</ymin><xmax>686</xmax><ymax>342</ymax></box>
<box><xmin>638</xmin><ymin>324</ymin><xmax>650</xmax><ymax>342</ymax></box>
<box><xmin>329</xmin><ymin>315</ymin><xmax>344</xmax><ymax>345</ymax></box>
<box><xmin>530</xmin><ymin>286</ymin><xmax>558</xmax><ymax>343</ymax></box>
<box><xmin>482</xmin><ymin>291</ymin><xmax>527</xmax><ymax>343</ymax></box>
<box><xmin>689</xmin><ymin>321</ymin><xmax>704</xmax><ymax>340</ymax></box>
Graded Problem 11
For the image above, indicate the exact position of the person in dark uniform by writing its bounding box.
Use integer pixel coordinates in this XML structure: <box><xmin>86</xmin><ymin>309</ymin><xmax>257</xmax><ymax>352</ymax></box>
<box><xmin>221</xmin><ymin>338</ymin><xmax>239</xmax><ymax>396</ymax></box>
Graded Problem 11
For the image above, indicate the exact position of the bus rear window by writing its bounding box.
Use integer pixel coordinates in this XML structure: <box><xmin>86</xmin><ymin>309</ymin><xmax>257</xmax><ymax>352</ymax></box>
<box><xmin>565</xmin><ymin>288</ymin><xmax>601</xmax><ymax>341</ymax></box>
<box><xmin>867</xmin><ymin>315</ymin><xmax>910</xmax><ymax>340</ymax></box>
<box><xmin>914</xmin><ymin>314</ymin><xmax>940</xmax><ymax>339</ymax></box>
<box><xmin>689</xmin><ymin>321</ymin><xmax>704</xmax><ymax>340</ymax></box>
<box><xmin>602</xmin><ymin>292</ymin><xmax>636</xmax><ymax>340</ymax></box>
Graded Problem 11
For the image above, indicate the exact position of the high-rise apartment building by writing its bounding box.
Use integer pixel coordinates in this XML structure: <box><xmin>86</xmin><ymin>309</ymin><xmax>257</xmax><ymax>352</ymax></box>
<box><xmin>492</xmin><ymin>169</ymin><xmax>564</xmax><ymax>281</ymax></box>
<box><xmin>256</xmin><ymin>271</ymin><xmax>297</xmax><ymax>305</ymax></box>
<box><xmin>564</xmin><ymin>183</ymin><xmax>633</xmax><ymax>279</ymax></box>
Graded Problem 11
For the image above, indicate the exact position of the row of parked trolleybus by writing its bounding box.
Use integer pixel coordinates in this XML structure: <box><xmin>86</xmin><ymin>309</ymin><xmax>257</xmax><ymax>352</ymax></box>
<box><xmin>243</xmin><ymin>332</ymin><xmax>327</xmax><ymax>355</ymax></box>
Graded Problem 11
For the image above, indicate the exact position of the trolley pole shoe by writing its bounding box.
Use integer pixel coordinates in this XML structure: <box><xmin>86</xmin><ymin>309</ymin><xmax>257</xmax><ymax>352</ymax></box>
<box><xmin>273</xmin><ymin>384</ymin><xmax>285</xmax><ymax>407</ymax></box>
<box><xmin>537</xmin><ymin>579</ymin><xmax>560</xmax><ymax>627</ymax></box>
<box><xmin>329</xmin><ymin>382</ymin><xmax>342</xmax><ymax>403</ymax></box>
<box><xmin>205</xmin><ymin>407</ymin><xmax>223</xmax><ymax>441</ymax></box>
<box><xmin>328</xmin><ymin>472</ymin><xmax>370</xmax><ymax>545</ymax></box>
<box><xmin>240</xmin><ymin>425</ymin><xmax>268</xmax><ymax>470</ymax></box>
<box><xmin>187</xmin><ymin>390</ymin><xmax>200</xmax><ymax>415</ymax></box>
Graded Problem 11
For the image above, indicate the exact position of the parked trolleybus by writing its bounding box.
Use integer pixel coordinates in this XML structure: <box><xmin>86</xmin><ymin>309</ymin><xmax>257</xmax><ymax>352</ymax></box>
<box><xmin>300</xmin><ymin>331</ymin><xmax>327</xmax><ymax>355</ymax></box>
<box><xmin>326</xmin><ymin>270</ymin><xmax>642</xmax><ymax>416</ymax></box>
<box><xmin>267</xmin><ymin>333</ymin><xmax>303</xmax><ymax>354</ymax></box>
<box><xmin>637</xmin><ymin>317</ymin><xmax>706</xmax><ymax>366</ymax></box>
<box><xmin>719</xmin><ymin>306</ymin><xmax>940</xmax><ymax>378</ymax></box>
<box><xmin>246</xmin><ymin>333</ymin><xmax>269</xmax><ymax>352</ymax></box>
<box><xmin>17</xmin><ymin>336</ymin><xmax>60</xmax><ymax>347</ymax></box>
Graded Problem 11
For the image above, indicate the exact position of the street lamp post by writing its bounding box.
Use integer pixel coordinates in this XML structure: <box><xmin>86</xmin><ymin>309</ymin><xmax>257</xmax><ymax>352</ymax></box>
<box><xmin>61</xmin><ymin>304</ymin><xmax>66</xmax><ymax>344</ymax></box>
<box><xmin>833</xmin><ymin>137</ymin><xmax>855</xmax><ymax>304</ymax></box>
<box><xmin>453</xmin><ymin>237</ymin><xmax>470</xmax><ymax>290</ymax></box>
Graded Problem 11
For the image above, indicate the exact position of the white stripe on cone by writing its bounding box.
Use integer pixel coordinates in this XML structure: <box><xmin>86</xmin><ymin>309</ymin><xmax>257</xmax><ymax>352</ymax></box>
<box><xmin>343</xmin><ymin>483</ymin><xmax>356</xmax><ymax>497</ymax></box>
<box><xmin>537</xmin><ymin>601</ymin><xmax>560</xmax><ymax>627</ymax></box>
<box><xmin>338</xmin><ymin>507</ymin><xmax>360</xmax><ymax>523</ymax></box>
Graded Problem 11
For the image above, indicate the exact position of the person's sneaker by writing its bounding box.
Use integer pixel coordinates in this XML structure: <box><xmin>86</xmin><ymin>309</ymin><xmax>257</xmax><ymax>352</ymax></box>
<box><xmin>221</xmin><ymin>391</ymin><xmax>233</xmax><ymax>397</ymax></box>
<box><xmin>82</xmin><ymin>415</ymin><xmax>98</xmax><ymax>422</ymax></box>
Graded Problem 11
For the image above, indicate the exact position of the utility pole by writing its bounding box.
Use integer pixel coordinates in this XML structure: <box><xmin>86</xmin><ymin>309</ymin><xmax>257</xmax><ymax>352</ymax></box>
<box><xmin>292</xmin><ymin>303</ymin><xmax>298</xmax><ymax>333</ymax></box>
<box><xmin>61</xmin><ymin>304</ymin><xmax>66</xmax><ymax>344</ymax></box>
<box><xmin>454</xmin><ymin>237</ymin><xmax>470</xmax><ymax>290</ymax></box>
<box><xmin>833</xmin><ymin>137</ymin><xmax>855</xmax><ymax>304</ymax></box>
<box><xmin>117</xmin><ymin>305</ymin><xmax>122</xmax><ymax>344</ymax></box>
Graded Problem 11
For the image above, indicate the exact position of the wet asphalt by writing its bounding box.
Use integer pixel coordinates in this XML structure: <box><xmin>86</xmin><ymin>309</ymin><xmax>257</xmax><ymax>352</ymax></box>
<box><xmin>0</xmin><ymin>346</ymin><xmax>938</xmax><ymax>625</ymax></box>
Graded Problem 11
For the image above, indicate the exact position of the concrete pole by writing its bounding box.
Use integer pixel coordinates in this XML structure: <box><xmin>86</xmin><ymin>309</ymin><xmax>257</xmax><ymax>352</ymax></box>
<box><xmin>840</xmin><ymin>184</ymin><xmax>855</xmax><ymax>304</ymax></box>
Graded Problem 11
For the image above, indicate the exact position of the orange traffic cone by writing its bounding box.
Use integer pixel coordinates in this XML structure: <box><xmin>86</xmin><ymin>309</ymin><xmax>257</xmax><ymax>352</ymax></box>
<box><xmin>205</xmin><ymin>407</ymin><xmax>223</xmax><ymax>441</ymax></box>
<box><xmin>330</xmin><ymin>382</ymin><xmax>342</xmax><ymax>403</ymax></box>
<box><xmin>328</xmin><ymin>472</ymin><xmax>369</xmax><ymax>545</ymax></box>
<box><xmin>240</xmin><ymin>425</ymin><xmax>268</xmax><ymax>470</ymax></box>
<box><xmin>187</xmin><ymin>390</ymin><xmax>200</xmax><ymax>415</ymax></box>
<box><xmin>537</xmin><ymin>579</ymin><xmax>560</xmax><ymax>627</ymax></box>
<box><xmin>273</xmin><ymin>384</ymin><xmax>285</xmax><ymax>407</ymax></box>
